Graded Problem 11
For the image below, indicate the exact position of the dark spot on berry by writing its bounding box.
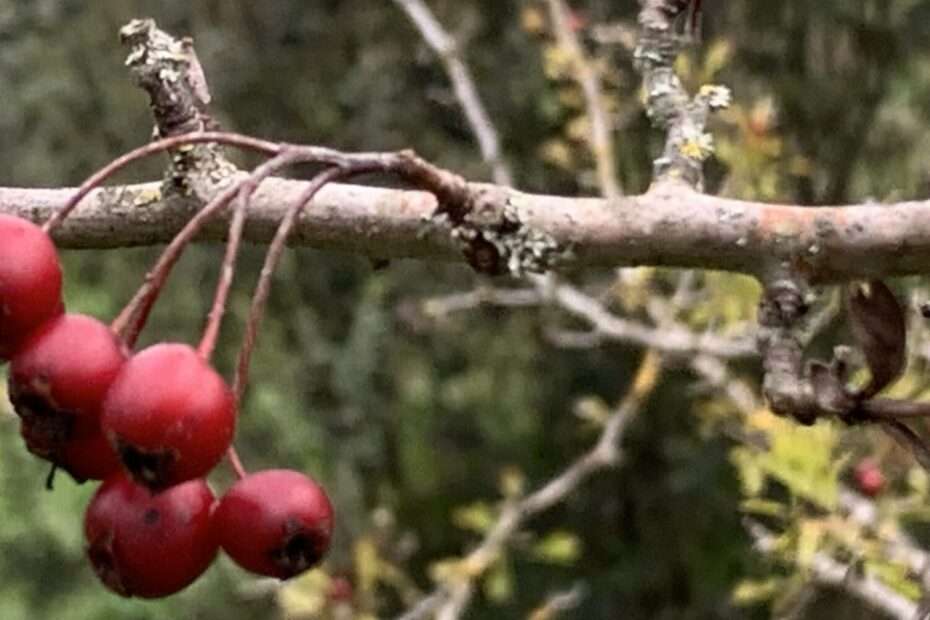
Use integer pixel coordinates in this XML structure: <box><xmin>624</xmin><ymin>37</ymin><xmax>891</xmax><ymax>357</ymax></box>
<box><xmin>143</xmin><ymin>508</ymin><xmax>160</xmax><ymax>525</ymax></box>
<box><xmin>115</xmin><ymin>440</ymin><xmax>178</xmax><ymax>491</ymax></box>
<box><xmin>269</xmin><ymin>519</ymin><xmax>325</xmax><ymax>579</ymax></box>
<box><xmin>10</xmin><ymin>388</ymin><xmax>76</xmax><ymax>452</ymax></box>
<box><xmin>87</xmin><ymin>531</ymin><xmax>130</xmax><ymax>597</ymax></box>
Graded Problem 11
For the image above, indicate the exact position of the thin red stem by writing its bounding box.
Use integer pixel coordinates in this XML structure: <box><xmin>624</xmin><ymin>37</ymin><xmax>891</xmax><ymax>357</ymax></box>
<box><xmin>111</xmin><ymin>150</ymin><xmax>301</xmax><ymax>348</ymax></box>
<box><xmin>196</xmin><ymin>187</ymin><xmax>250</xmax><ymax>360</ymax></box>
<box><xmin>233</xmin><ymin>166</ymin><xmax>348</xmax><ymax>401</ymax></box>
<box><xmin>864</xmin><ymin>399</ymin><xmax>930</xmax><ymax>420</ymax></box>
<box><xmin>226</xmin><ymin>445</ymin><xmax>248</xmax><ymax>480</ymax></box>
<box><xmin>44</xmin><ymin>131</ymin><xmax>282</xmax><ymax>234</ymax></box>
<box><xmin>197</xmin><ymin>150</ymin><xmax>303</xmax><ymax>360</ymax></box>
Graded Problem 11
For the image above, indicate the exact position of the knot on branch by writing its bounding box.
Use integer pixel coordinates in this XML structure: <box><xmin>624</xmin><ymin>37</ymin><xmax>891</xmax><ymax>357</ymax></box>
<box><xmin>432</xmin><ymin>188</ymin><xmax>572</xmax><ymax>276</ymax></box>
<box><xmin>757</xmin><ymin>279</ymin><xmax>930</xmax><ymax>469</ymax></box>
<box><xmin>121</xmin><ymin>19</ymin><xmax>215</xmax><ymax>137</ymax></box>
<box><xmin>758</xmin><ymin>280</ymin><xmax>809</xmax><ymax>328</ymax></box>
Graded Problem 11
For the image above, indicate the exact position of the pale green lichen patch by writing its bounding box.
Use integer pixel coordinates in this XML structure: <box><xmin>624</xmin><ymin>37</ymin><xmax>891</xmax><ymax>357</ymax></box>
<box><xmin>430</xmin><ymin>192</ymin><xmax>572</xmax><ymax>276</ymax></box>
<box><xmin>132</xmin><ymin>187</ymin><xmax>162</xmax><ymax>207</ymax></box>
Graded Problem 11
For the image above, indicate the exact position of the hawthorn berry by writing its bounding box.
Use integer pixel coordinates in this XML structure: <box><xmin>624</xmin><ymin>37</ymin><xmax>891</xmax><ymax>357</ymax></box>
<box><xmin>101</xmin><ymin>343</ymin><xmax>236</xmax><ymax>490</ymax></box>
<box><xmin>19</xmin><ymin>416</ymin><xmax>121</xmax><ymax>483</ymax></box>
<box><xmin>59</xmin><ymin>428</ymin><xmax>123</xmax><ymax>482</ymax></box>
<box><xmin>854</xmin><ymin>458</ymin><xmax>886</xmax><ymax>498</ymax></box>
<box><xmin>9</xmin><ymin>314</ymin><xmax>127</xmax><ymax>480</ymax></box>
<box><xmin>213</xmin><ymin>469</ymin><xmax>334</xmax><ymax>579</ymax></box>
<box><xmin>85</xmin><ymin>473</ymin><xmax>218</xmax><ymax>598</ymax></box>
<box><xmin>327</xmin><ymin>575</ymin><xmax>354</xmax><ymax>603</ymax></box>
<box><xmin>0</xmin><ymin>214</ymin><xmax>64</xmax><ymax>360</ymax></box>
<box><xmin>10</xmin><ymin>314</ymin><xmax>128</xmax><ymax>438</ymax></box>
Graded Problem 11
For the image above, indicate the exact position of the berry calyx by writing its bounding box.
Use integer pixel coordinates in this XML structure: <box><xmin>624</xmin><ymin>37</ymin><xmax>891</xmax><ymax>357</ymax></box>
<box><xmin>213</xmin><ymin>469</ymin><xmax>334</xmax><ymax>579</ymax></box>
<box><xmin>84</xmin><ymin>473</ymin><xmax>218</xmax><ymax>598</ymax></box>
<box><xmin>9</xmin><ymin>314</ymin><xmax>127</xmax><ymax>480</ymax></box>
<box><xmin>101</xmin><ymin>343</ymin><xmax>236</xmax><ymax>490</ymax></box>
<box><xmin>0</xmin><ymin>214</ymin><xmax>64</xmax><ymax>360</ymax></box>
<box><xmin>20</xmin><ymin>416</ymin><xmax>121</xmax><ymax>484</ymax></box>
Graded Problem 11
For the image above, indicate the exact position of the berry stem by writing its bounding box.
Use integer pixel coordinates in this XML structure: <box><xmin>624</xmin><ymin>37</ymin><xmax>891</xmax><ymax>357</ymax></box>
<box><xmin>44</xmin><ymin>132</ymin><xmax>281</xmax><ymax>234</ymax></box>
<box><xmin>112</xmin><ymin>150</ymin><xmax>301</xmax><ymax>348</ymax></box>
<box><xmin>233</xmin><ymin>166</ymin><xmax>348</xmax><ymax>401</ymax></box>
<box><xmin>197</xmin><ymin>150</ymin><xmax>304</xmax><ymax>360</ymax></box>
<box><xmin>226</xmin><ymin>446</ymin><xmax>247</xmax><ymax>480</ymax></box>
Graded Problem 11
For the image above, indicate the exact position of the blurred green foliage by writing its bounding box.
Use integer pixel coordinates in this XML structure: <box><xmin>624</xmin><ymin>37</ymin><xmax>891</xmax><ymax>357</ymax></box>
<box><xmin>2</xmin><ymin>1</ymin><xmax>930</xmax><ymax>618</ymax></box>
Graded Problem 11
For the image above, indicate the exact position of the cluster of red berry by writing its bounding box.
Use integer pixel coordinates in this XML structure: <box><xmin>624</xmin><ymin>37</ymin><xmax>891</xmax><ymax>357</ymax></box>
<box><xmin>1</xmin><ymin>213</ymin><xmax>333</xmax><ymax>598</ymax></box>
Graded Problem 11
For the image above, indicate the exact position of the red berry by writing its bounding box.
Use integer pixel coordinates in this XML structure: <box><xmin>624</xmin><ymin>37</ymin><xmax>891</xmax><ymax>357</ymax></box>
<box><xmin>101</xmin><ymin>343</ymin><xmax>236</xmax><ymax>490</ymax></box>
<box><xmin>20</xmin><ymin>417</ymin><xmax>121</xmax><ymax>483</ymax></box>
<box><xmin>327</xmin><ymin>575</ymin><xmax>353</xmax><ymax>602</ymax></box>
<box><xmin>84</xmin><ymin>473</ymin><xmax>218</xmax><ymax>598</ymax></box>
<box><xmin>10</xmin><ymin>314</ymin><xmax>128</xmax><ymax>437</ymax></box>
<box><xmin>60</xmin><ymin>428</ymin><xmax>122</xmax><ymax>482</ymax></box>
<box><xmin>213</xmin><ymin>469</ymin><xmax>334</xmax><ymax>579</ymax></box>
<box><xmin>0</xmin><ymin>214</ymin><xmax>63</xmax><ymax>360</ymax></box>
<box><xmin>9</xmin><ymin>314</ymin><xmax>127</xmax><ymax>480</ymax></box>
<box><xmin>854</xmin><ymin>458</ymin><xmax>886</xmax><ymax>498</ymax></box>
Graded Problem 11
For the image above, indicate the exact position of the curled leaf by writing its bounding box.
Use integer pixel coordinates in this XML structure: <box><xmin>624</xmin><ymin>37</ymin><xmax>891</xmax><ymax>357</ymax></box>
<box><xmin>879</xmin><ymin>420</ymin><xmax>930</xmax><ymax>474</ymax></box>
<box><xmin>845</xmin><ymin>281</ymin><xmax>906</xmax><ymax>398</ymax></box>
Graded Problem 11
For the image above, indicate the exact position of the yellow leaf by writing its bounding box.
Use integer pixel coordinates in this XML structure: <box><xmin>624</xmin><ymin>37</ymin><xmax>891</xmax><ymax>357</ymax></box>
<box><xmin>539</xmin><ymin>139</ymin><xmax>575</xmax><ymax>170</ymax></box>
<box><xmin>731</xmin><ymin>448</ymin><xmax>766</xmax><ymax>497</ymax></box>
<box><xmin>731</xmin><ymin>578</ymin><xmax>781</xmax><ymax>605</ymax></box>
<box><xmin>739</xmin><ymin>498</ymin><xmax>786</xmax><ymax>519</ymax></box>
<box><xmin>499</xmin><ymin>467</ymin><xmax>526</xmax><ymax>499</ymax></box>
<box><xmin>908</xmin><ymin>466</ymin><xmax>929</xmax><ymax>497</ymax></box>
<box><xmin>702</xmin><ymin>40</ymin><xmax>733</xmax><ymax>78</ymax></box>
<box><xmin>277</xmin><ymin>569</ymin><xmax>329</xmax><ymax>618</ymax></box>
<box><xmin>521</xmin><ymin>6</ymin><xmax>546</xmax><ymax>35</ymax></box>
<box><xmin>754</xmin><ymin>416</ymin><xmax>842</xmax><ymax>510</ymax></box>
<box><xmin>353</xmin><ymin>536</ymin><xmax>380</xmax><ymax>595</ymax></box>
<box><xmin>866</xmin><ymin>560</ymin><xmax>923</xmax><ymax>601</ymax></box>
<box><xmin>573</xmin><ymin>396</ymin><xmax>611</xmax><ymax>426</ymax></box>
<box><xmin>795</xmin><ymin>520</ymin><xmax>824</xmax><ymax>568</ymax></box>
<box><xmin>429</xmin><ymin>557</ymin><xmax>463</xmax><ymax>584</ymax></box>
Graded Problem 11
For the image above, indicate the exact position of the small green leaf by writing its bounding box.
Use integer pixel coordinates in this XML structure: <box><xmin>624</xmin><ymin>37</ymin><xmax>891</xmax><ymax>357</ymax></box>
<box><xmin>866</xmin><ymin>560</ymin><xmax>923</xmax><ymax>601</ymax></box>
<box><xmin>483</xmin><ymin>557</ymin><xmax>514</xmax><ymax>603</ymax></box>
<box><xmin>731</xmin><ymin>578</ymin><xmax>781</xmax><ymax>605</ymax></box>
<box><xmin>531</xmin><ymin>531</ymin><xmax>582</xmax><ymax>566</ymax></box>
<box><xmin>795</xmin><ymin>520</ymin><xmax>824</xmax><ymax>568</ymax></box>
<box><xmin>755</xmin><ymin>417</ymin><xmax>841</xmax><ymax>510</ymax></box>
<box><xmin>731</xmin><ymin>448</ymin><xmax>766</xmax><ymax>497</ymax></box>
<box><xmin>452</xmin><ymin>502</ymin><xmax>495</xmax><ymax>534</ymax></box>
<box><xmin>739</xmin><ymin>498</ymin><xmax>787</xmax><ymax>519</ymax></box>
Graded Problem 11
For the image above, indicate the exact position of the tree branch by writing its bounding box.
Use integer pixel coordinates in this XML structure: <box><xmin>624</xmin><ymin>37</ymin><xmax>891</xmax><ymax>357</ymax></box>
<box><xmin>398</xmin><ymin>351</ymin><xmax>662</xmax><ymax>620</ymax></box>
<box><xmin>8</xmin><ymin>182</ymin><xmax>930</xmax><ymax>282</ymax></box>
<box><xmin>393</xmin><ymin>0</ymin><xmax>512</xmax><ymax>186</ymax></box>
<box><xmin>747</xmin><ymin>521</ymin><xmax>920</xmax><ymax>620</ymax></box>
<box><xmin>545</xmin><ymin>0</ymin><xmax>622</xmax><ymax>198</ymax></box>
